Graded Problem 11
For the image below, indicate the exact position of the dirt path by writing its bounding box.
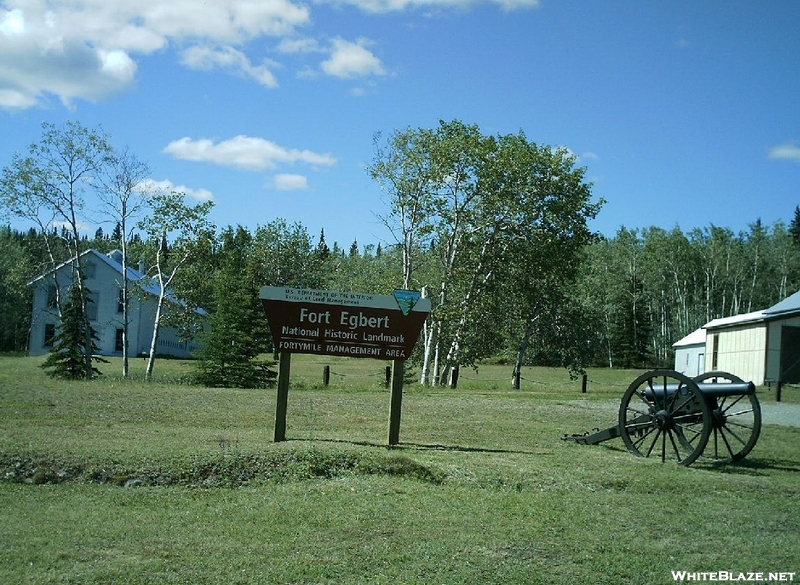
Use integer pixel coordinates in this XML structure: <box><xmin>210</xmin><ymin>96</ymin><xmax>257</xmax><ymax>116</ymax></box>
<box><xmin>563</xmin><ymin>400</ymin><xmax>800</xmax><ymax>428</ymax></box>
<box><xmin>760</xmin><ymin>402</ymin><xmax>800</xmax><ymax>428</ymax></box>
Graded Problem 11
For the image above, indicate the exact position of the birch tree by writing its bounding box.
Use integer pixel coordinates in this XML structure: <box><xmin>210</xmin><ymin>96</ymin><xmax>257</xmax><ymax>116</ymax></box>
<box><xmin>0</xmin><ymin>121</ymin><xmax>114</xmax><ymax>379</ymax></box>
<box><xmin>137</xmin><ymin>191</ymin><xmax>214</xmax><ymax>380</ymax></box>
<box><xmin>370</xmin><ymin>120</ymin><xmax>601</xmax><ymax>384</ymax></box>
<box><xmin>99</xmin><ymin>148</ymin><xmax>151</xmax><ymax>378</ymax></box>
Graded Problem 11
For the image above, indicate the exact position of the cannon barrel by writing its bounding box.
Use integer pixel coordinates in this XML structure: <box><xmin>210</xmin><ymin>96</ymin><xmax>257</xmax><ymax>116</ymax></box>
<box><xmin>645</xmin><ymin>381</ymin><xmax>755</xmax><ymax>401</ymax></box>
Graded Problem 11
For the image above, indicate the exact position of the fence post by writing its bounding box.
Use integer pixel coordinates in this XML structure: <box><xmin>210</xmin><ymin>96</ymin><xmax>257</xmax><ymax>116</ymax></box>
<box><xmin>385</xmin><ymin>366</ymin><xmax>391</xmax><ymax>388</ymax></box>
<box><xmin>776</xmin><ymin>380</ymin><xmax>783</xmax><ymax>402</ymax></box>
<box><xmin>323</xmin><ymin>365</ymin><xmax>330</xmax><ymax>386</ymax></box>
<box><xmin>582</xmin><ymin>374</ymin><xmax>588</xmax><ymax>394</ymax></box>
<box><xmin>450</xmin><ymin>364</ymin><xmax>460</xmax><ymax>389</ymax></box>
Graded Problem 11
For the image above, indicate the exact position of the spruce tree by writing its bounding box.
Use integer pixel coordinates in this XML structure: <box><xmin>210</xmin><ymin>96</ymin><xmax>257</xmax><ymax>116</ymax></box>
<box><xmin>790</xmin><ymin>205</ymin><xmax>800</xmax><ymax>245</ymax></box>
<box><xmin>41</xmin><ymin>283</ymin><xmax>104</xmax><ymax>379</ymax></box>
<box><xmin>194</xmin><ymin>228</ymin><xmax>276</xmax><ymax>388</ymax></box>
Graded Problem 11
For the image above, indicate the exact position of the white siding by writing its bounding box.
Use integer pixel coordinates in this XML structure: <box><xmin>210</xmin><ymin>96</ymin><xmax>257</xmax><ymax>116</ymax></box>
<box><xmin>674</xmin><ymin>344</ymin><xmax>705</xmax><ymax>377</ymax></box>
<box><xmin>709</xmin><ymin>324</ymin><xmax>767</xmax><ymax>385</ymax></box>
<box><xmin>28</xmin><ymin>250</ymin><xmax>200</xmax><ymax>359</ymax></box>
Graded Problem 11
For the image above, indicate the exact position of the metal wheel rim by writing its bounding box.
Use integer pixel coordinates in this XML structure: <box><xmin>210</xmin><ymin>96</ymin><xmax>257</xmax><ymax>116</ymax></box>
<box><xmin>693</xmin><ymin>372</ymin><xmax>762</xmax><ymax>463</ymax></box>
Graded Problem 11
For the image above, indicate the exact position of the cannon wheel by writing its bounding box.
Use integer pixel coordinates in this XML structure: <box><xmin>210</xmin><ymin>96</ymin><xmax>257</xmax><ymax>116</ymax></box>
<box><xmin>619</xmin><ymin>370</ymin><xmax>712</xmax><ymax>466</ymax></box>
<box><xmin>692</xmin><ymin>372</ymin><xmax>761</xmax><ymax>463</ymax></box>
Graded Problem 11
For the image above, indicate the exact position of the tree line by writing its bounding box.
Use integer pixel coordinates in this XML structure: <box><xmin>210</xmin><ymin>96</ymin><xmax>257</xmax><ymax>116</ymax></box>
<box><xmin>2</xmin><ymin>120</ymin><xmax>799</xmax><ymax>385</ymax></box>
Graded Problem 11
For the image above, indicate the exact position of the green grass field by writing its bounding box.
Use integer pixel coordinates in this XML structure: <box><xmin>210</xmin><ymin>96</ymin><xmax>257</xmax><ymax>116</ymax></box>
<box><xmin>1</xmin><ymin>354</ymin><xmax>798</xmax><ymax>584</ymax></box>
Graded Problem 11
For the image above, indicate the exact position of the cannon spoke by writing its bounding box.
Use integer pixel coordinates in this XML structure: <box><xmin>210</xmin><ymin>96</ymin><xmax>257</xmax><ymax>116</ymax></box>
<box><xmin>631</xmin><ymin>425</ymin><xmax>658</xmax><ymax>451</ymax></box>
<box><xmin>711</xmin><ymin>427</ymin><xmax>737</xmax><ymax>460</ymax></box>
<box><xmin>667</xmin><ymin>429</ymin><xmax>685</xmax><ymax>463</ymax></box>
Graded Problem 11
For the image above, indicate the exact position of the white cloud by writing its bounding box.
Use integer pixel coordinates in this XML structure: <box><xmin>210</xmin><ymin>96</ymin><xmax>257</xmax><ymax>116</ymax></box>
<box><xmin>137</xmin><ymin>178</ymin><xmax>214</xmax><ymax>202</ymax></box>
<box><xmin>0</xmin><ymin>8</ymin><xmax>24</xmax><ymax>35</ymax></box>
<box><xmin>769</xmin><ymin>141</ymin><xmax>800</xmax><ymax>163</ymax></box>
<box><xmin>277</xmin><ymin>36</ymin><xmax>321</xmax><ymax>54</ymax></box>
<box><xmin>0</xmin><ymin>0</ymin><xmax>309</xmax><ymax>108</ymax></box>
<box><xmin>163</xmin><ymin>135</ymin><xmax>338</xmax><ymax>170</ymax></box>
<box><xmin>321</xmin><ymin>38</ymin><xmax>386</xmax><ymax>78</ymax></box>
<box><xmin>272</xmin><ymin>174</ymin><xmax>309</xmax><ymax>190</ymax></box>
<box><xmin>336</xmin><ymin>0</ymin><xmax>539</xmax><ymax>13</ymax></box>
<box><xmin>181</xmin><ymin>45</ymin><xmax>279</xmax><ymax>87</ymax></box>
<box><xmin>0</xmin><ymin>0</ymin><xmax>538</xmax><ymax>108</ymax></box>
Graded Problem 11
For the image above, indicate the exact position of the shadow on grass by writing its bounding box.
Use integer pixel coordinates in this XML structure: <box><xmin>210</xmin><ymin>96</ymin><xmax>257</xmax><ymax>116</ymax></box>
<box><xmin>701</xmin><ymin>456</ymin><xmax>800</xmax><ymax>475</ymax></box>
<box><xmin>293</xmin><ymin>436</ymin><xmax>550</xmax><ymax>456</ymax></box>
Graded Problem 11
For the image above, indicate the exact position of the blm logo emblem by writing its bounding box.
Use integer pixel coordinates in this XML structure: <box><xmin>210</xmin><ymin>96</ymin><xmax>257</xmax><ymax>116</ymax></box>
<box><xmin>393</xmin><ymin>289</ymin><xmax>422</xmax><ymax>316</ymax></box>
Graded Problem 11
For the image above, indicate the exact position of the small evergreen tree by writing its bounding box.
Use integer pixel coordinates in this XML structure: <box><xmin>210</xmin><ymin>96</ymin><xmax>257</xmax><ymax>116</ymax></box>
<box><xmin>194</xmin><ymin>227</ymin><xmax>276</xmax><ymax>388</ymax></box>
<box><xmin>790</xmin><ymin>205</ymin><xmax>800</xmax><ymax>246</ymax></box>
<box><xmin>315</xmin><ymin>228</ymin><xmax>331</xmax><ymax>260</ymax></box>
<box><xmin>41</xmin><ymin>283</ymin><xmax>104</xmax><ymax>379</ymax></box>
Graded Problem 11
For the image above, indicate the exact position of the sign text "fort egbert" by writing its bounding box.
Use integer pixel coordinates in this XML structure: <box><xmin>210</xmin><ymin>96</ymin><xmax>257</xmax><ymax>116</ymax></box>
<box><xmin>259</xmin><ymin>287</ymin><xmax>431</xmax><ymax>360</ymax></box>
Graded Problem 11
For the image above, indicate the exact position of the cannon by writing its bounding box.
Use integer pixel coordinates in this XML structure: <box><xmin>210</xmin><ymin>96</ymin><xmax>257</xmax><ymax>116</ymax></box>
<box><xmin>563</xmin><ymin>369</ymin><xmax>762</xmax><ymax>466</ymax></box>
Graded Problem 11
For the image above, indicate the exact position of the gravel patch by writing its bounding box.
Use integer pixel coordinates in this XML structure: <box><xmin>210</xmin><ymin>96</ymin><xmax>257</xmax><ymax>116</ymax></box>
<box><xmin>760</xmin><ymin>403</ymin><xmax>800</xmax><ymax>428</ymax></box>
<box><xmin>562</xmin><ymin>399</ymin><xmax>800</xmax><ymax>428</ymax></box>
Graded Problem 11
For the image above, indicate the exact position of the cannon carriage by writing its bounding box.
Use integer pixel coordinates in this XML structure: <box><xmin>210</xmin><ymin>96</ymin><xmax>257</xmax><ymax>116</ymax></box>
<box><xmin>563</xmin><ymin>369</ymin><xmax>762</xmax><ymax>466</ymax></box>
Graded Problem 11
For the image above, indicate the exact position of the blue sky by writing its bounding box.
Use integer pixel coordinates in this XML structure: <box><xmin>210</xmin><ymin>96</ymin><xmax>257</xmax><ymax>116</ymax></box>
<box><xmin>1</xmin><ymin>0</ymin><xmax>799</xmax><ymax>250</ymax></box>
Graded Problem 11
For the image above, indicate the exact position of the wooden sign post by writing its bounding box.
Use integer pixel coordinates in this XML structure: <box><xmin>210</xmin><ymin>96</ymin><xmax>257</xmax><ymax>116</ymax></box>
<box><xmin>260</xmin><ymin>287</ymin><xmax>431</xmax><ymax>446</ymax></box>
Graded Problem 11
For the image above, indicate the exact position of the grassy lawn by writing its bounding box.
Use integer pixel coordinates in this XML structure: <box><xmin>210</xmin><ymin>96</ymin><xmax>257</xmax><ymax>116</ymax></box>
<box><xmin>1</xmin><ymin>354</ymin><xmax>798</xmax><ymax>584</ymax></box>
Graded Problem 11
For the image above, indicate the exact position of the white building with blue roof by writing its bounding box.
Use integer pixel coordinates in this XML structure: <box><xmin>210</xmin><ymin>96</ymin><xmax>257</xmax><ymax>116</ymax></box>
<box><xmin>28</xmin><ymin>249</ymin><xmax>203</xmax><ymax>358</ymax></box>
<box><xmin>674</xmin><ymin>290</ymin><xmax>800</xmax><ymax>386</ymax></box>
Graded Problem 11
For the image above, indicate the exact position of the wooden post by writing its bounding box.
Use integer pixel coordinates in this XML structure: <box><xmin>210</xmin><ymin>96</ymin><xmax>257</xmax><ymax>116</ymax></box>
<box><xmin>450</xmin><ymin>364</ymin><xmax>460</xmax><ymax>388</ymax></box>
<box><xmin>384</xmin><ymin>365</ymin><xmax>391</xmax><ymax>388</ymax></box>
<box><xmin>776</xmin><ymin>380</ymin><xmax>783</xmax><ymax>403</ymax></box>
<box><xmin>582</xmin><ymin>374</ymin><xmax>588</xmax><ymax>394</ymax></box>
<box><xmin>323</xmin><ymin>364</ymin><xmax>330</xmax><ymax>386</ymax></box>
<box><xmin>388</xmin><ymin>360</ymin><xmax>405</xmax><ymax>446</ymax></box>
<box><xmin>274</xmin><ymin>352</ymin><xmax>291</xmax><ymax>442</ymax></box>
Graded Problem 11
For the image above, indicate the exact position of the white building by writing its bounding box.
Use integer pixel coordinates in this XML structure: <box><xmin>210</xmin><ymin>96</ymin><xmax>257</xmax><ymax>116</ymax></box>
<box><xmin>28</xmin><ymin>249</ymin><xmax>202</xmax><ymax>358</ymax></box>
<box><xmin>672</xmin><ymin>327</ymin><xmax>707</xmax><ymax>377</ymax></box>
<box><xmin>672</xmin><ymin>290</ymin><xmax>800</xmax><ymax>386</ymax></box>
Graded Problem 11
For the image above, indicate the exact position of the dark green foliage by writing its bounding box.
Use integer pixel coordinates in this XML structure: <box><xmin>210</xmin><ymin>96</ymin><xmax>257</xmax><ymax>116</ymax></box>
<box><xmin>608</xmin><ymin>274</ymin><xmax>653</xmax><ymax>368</ymax></box>
<box><xmin>790</xmin><ymin>205</ymin><xmax>800</xmax><ymax>245</ymax></box>
<box><xmin>0</xmin><ymin>227</ymin><xmax>33</xmax><ymax>352</ymax></box>
<box><xmin>194</xmin><ymin>227</ymin><xmax>276</xmax><ymax>388</ymax></box>
<box><xmin>0</xmin><ymin>448</ymin><xmax>444</xmax><ymax>487</ymax></box>
<box><xmin>40</xmin><ymin>283</ymin><xmax>104</xmax><ymax>379</ymax></box>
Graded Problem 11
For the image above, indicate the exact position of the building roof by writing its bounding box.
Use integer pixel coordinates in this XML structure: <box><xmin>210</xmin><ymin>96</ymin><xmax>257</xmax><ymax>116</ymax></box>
<box><xmin>703</xmin><ymin>310</ymin><xmax>768</xmax><ymax>331</ymax></box>
<box><xmin>27</xmin><ymin>248</ymin><xmax>195</xmax><ymax>310</ymax></box>
<box><xmin>28</xmin><ymin>248</ymin><xmax>155</xmax><ymax>291</ymax></box>
<box><xmin>764</xmin><ymin>288</ymin><xmax>800</xmax><ymax>318</ymax></box>
<box><xmin>673</xmin><ymin>327</ymin><xmax>706</xmax><ymax>348</ymax></box>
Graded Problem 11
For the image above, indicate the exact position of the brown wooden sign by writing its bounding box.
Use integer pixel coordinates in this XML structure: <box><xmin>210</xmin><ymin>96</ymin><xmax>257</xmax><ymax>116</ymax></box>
<box><xmin>259</xmin><ymin>287</ymin><xmax>431</xmax><ymax>361</ymax></box>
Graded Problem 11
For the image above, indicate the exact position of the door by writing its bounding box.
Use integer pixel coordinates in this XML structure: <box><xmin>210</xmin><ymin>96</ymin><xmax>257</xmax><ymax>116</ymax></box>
<box><xmin>780</xmin><ymin>326</ymin><xmax>800</xmax><ymax>383</ymax></box>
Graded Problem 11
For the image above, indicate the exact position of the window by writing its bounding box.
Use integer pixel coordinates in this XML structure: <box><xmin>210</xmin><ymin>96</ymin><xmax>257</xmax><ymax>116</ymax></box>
<box><xmin>117</xmin><ymin>289</ymin><xmax>125</xmax><ymax>313</ymax></box>
<box><xmin>86</xmin><ymin>291</ymin><xmax>99</xmax><ymax>321</ymax></box>
<box><xmin>46</xmin><ymin>285</ymin><xmax>57</xmax><ymax>308</ymax></box>
<box><xmin>44</xmin><ymin>324</ymin><xmax>55</xmax><ymax>348</ymax></box>
<box><xmin>115</xmin><ymin>328</ymin><xmax>124</xmax><ymax>353</ymax></box>
<box><xmin>711</xmin><ymin>334</ymin><xmax>719</xmax><ymax>370</ymax></box>
<box><xmin>84</xmin><ymin>262</ymin><xmax>96</xmax><ymax>278</ymax></box>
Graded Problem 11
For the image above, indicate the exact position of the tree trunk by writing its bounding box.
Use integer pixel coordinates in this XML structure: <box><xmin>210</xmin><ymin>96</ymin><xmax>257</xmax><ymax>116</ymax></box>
<box><xmin>121</xmin><ymin>204</ymin><xmax>130</xmax><ymax>379</ymax></box>
<box><xmin>145</xmin><ymin>293</ymin><xmax>165</xmax><ymax>381</ymax></box>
